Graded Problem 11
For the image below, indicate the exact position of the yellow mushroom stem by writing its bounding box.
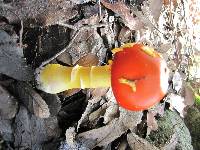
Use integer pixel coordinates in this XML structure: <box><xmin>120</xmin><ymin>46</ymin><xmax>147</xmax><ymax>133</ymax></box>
<box><xmin>36</xmin><ymin>64</ymin><xmax>111</xmax><ymax>94</ymax></box>
<box><xmin>36</xmin><ymin>43</ymin><xmax>160</xmax><ymax>94</ymax></box>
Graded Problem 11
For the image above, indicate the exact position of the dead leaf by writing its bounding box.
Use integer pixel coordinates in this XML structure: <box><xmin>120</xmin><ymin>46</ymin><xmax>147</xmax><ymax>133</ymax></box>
<box><xmin>147</xmin><ymin>112</ymin><xmax>158</xmax><ymax>134</ymax></box>
<box><xmin>69</xmin><ymin>0</ymin><xmax>91</xmax><ymax>4</ymax></box>
<box><xmin>0</xmin><ymin>119</ymin><xmax>13</xmax><ymax>142</ymax></box>
<box><xmin>57</xmin><ymin>52</ymin><xmax>72</xmax><ymax>66</ymax></box>
<box><xmin>127</xmin><ymin>132</ymin><xmax>159</xmax><ymax>150</ymax></box>
<box><xmin>63</xmin><ymin>89</ymin><xmax>81</xmax><ymax>98</ymax></box>
<box><xmin>40</xmin><ymin>93</ymin><xmax>61</xmax><ymax>116</ymax></box>
<box><xmin>118</xmin><ymin>140</ymin><xmax>128</xmax><ymax>150</ymax></box>
<box><xmin>0</xmin><ymin>30</ymin><xmax>34</xmax><ymax>81</ymax></box>
<box><xmin>77</xmin><ymin>118</ymin><xmax>125</xmax><ymax>148</ymax></box>
<box><xmin>103</xmin><ymin>102</ymin><xmax>119</xmax><ymax>124</ymax></box>
<box><xmin>76</xmin><ymin>53</ymin><xmax>99</xmax><ymax>66</ymax></box>
<box><xmin>89</xmin><ymin>88</ymin><xmax>109</xmax><ymax>98</ymax></box>
<box><xmin>89</xmin><ymin>103</ymin><xmax>107</xmax><ymax>125</ymax></box>
<box><xmin>118</xmin><ymin>27</ymin><xmax>133</xmax><ymax>43</ymax></box>
<box><xmin>14</xmin><ymin>106</ymin><xmax>61</xmax><ymax>149</ymax></box>
<box><xmin>183</xmin><ymin>85</ymin><xmax>195</xmax><ymax>107</ymax></box>
<box><xmin>163</xmin><ymin>0</ymin><xmax>178</xmax><ymax>7</ymax></box>
<box><xmin>14</xmin><ymin>82</ymin><xmax>50</xmax><ymax>118</ymax></box>
<box><xmin>101</xmin><ymin>0</ymin><xmax>144</xmax><ymax>30</ymax></box>
<box><xmin>0</xmin><ymin>0</ymin><xmax>78</xmax><ymax>26</ymax></box>
<box><xmin>105</xmin><ymin>88</ymin><xmax>118</xmax><ymax>103</ymax></box>
<box><xmin>165</xmin><ymin>93</ymin><xmax>186</xmax><ymax>117</ymax></box>
<box><xmin>69</xmin><ymin>29</ymin><xmax>106</xmax><ymax>65</ymax></box>
<box><xmin>77</xmin><ymin>109</ymin><xmax>142</xmax><ymax>148</ymax></box>
<box><xmin>60</xmin><ymin>127</ymin><xmax>89</xmax><ymax>149</ymax></box>
<box><xmin>65</xmin><ymin>127</ymin><xmax>76</xmax><ymax>147</ymax></box>
<box><xmin>0</xmin><ymin>85</ymin><xmax>18</xmax><ymax>119</ymax></box>
<box><xmin>99</xmin><ymin>19</ymin><xmax>116</xmax><ymax>49</ymax></box>
<box><xmin>149</xmin><ymin>0</ymin><xmax>163</xmax><ymax>22</ymax></box>
<box><xmin>77</xmin><ymin>98</ymin><xmax>100</xmax><ymax>131</ymax></box>
<box><xmin>74</xmin><ymin>15</ymin><xmax>100</xmax><ymax>29</ymax></box>
<box><xmin>172</xmin><ymin>71</ymin><xmax>182</xmax><ymax>93</ymax></box>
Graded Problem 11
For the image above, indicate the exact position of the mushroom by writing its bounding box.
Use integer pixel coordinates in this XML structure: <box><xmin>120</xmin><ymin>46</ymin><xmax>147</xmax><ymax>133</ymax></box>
<box><xmin>36</xmin><ymin>43</ymin><xmax>169</xmax><ymax>111</ymax></box>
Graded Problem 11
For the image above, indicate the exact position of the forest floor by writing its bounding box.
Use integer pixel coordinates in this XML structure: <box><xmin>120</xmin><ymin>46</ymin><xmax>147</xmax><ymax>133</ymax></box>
<box><xmin>0</xmin><ymin>0</ymin><xmax>200</xmax><ymax>150</ymax></box>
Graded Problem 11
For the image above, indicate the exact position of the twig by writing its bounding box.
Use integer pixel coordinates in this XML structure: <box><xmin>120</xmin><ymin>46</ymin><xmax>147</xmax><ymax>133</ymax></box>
<box><xmin>39</xmin><ymin>23</ymin><xmax>108</xmax><ymax>68</ymax></box>
<box><xmin>58</xmin><ymin>23</ymin><xmax>77</xmax><ymax>30</ymax></box>
<box><xmin>19</xmin><ymin>20</ymin><xmax>23</xmax><ymax>48</ymax></box>
<box><xmin>98</xmin><ymin>0</ymin><xmax>102</xmax><ymax>20</ymax></box>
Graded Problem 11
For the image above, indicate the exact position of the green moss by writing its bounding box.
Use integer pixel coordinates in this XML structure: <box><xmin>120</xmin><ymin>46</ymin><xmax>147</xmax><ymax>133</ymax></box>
<box><xmin>185</xmin><ymin>107</ymin><xmax>200</xmax><ymax>150</ymax></box>
<box><xmin>147</xmin><ymin>110</ymin><xmax>193</xmax><ymax>150</ymax></box>
<box><xmin>146</xmin><ymin>111</ymin><xmax>174</xmax><ymax>147</ymax></box>
<box><xmin>195</xmin><ymin>93</ymin><xmax>200</xmax><ymax>106</ymax></box>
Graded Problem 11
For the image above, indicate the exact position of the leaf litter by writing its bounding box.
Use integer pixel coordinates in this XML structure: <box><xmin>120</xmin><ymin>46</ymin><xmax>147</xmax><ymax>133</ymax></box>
<box><xmin>0</xmin><ymin>0</ymin><xmax>200</xmax><ymax>149</ymax></box>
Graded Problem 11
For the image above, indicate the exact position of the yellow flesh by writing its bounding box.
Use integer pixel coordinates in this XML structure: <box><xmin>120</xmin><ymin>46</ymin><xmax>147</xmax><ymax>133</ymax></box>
<box><xmin>119</xmin><ymin>78</ymin><xmax>137</xmax><ymax>92</ymax></box>
<box><xmin>111</xmin><ymin>43</ymin><xmax>135</xmax><ymax>54</ymax></box>
<box><xmin>37</xmin><ymin>64</ymin><xmax>111</xmax><ymax>94</ymax></box>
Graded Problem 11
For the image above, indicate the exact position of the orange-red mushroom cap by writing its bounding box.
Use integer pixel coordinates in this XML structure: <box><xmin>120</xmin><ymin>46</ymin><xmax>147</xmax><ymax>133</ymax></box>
<box><xmin>111</xmin><ymin>44</ymin><xmax>169</xmax><ymax>111</ymax></box>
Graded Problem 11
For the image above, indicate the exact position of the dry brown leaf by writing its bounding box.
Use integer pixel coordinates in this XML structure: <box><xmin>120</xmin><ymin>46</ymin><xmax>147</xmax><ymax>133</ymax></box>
<box><xmin>89</xmin><ymin>88</ymin><xmax>109</xmax><ymax>98</ymax></box>
<box><xmin>77</xmin><ymin>98</ymin><xmax>99</xmax><ymax>131</ymax></box>
<box><xmin>0</xmin><ymin>85</ymin><xmax>18</xmax><ymax>119</ymax></box>
<box><xmin>172</xmin><ymin>71</ymin><xmax>183</xmax><ymax>93</ymax></box>
<box><xmin>101</xmin><ymin>0</ymin><xmax>144</xmax><ymax>30</ymax></box>
<box><xmin>77</xmin><ymin>118</ymin><xmax>125</xmax><ymax>148</ymax></box>
<box><xmin>147</xmin><ymin>112</ymin><xmax>158</xmax><ymax>135</ymax></box>
<box><xmin>118</xmin><ymin>140</ymin><xmax>128</xmax><ymax>150</ymax></box>
<box><xmin>69</xmin><ymin>29</ymin><xmax>106</xmax><ymax>65</ymax></box>
<box><xmin>56</xmin><ymin>52</ymin><xmax>72</xmax><ymax>66</ymax></box>
<box><xmin>183</xmin><ymin>85</ymin><xmax>195</xmax><ymax>107</ymax></box>
<box><xmin>118</xmin><ymin>27</ymin><xmax>133</xmax><ymax>43</ymax></box>
<box><xmin>74</xmin><ymin>15</ymin><xmax>100</xmax><ymax>28</ymax></box>
<box><xmin>149</xmin><ymin>0</ymin><xmax>163</xmax><ymax>22</ymax></box>
<box><xmin>0</xmin><ymin>0</ymin><xmax>78</xmax><ymax>26</ymax></box>
<box><xmin>89</xmin><ymin>103</ymin><xmax>107</xmax><ymax>123</ymax></box>
<box><xmin>163</xmin><ymin>0</ymin><xmax>178</xmax><ymax>7</ymax></box>
<box><xmin>77</xmin><ymin>109</ymin><xmax>142</xmax><ymax>148</ymax></box>
<box><xmin>76</xmin><ymin>53</ymin><xmax>99</xmax><ymax>67</ymax></box>
<box><xmin>146</xmin><ymin>104</ymin><xmax>165</xmax><ymax>135</ymax></box>
<box><xmin>63</xmin><ymin>89</ymin><xmax>81</xmax><ymax>97</ymax></box>
<box><xmin>166</xmin><ymin>93</ymin><xmax>186</xmax><ymax>117</ymax></box>
<box><xmin>103</xmin><ymin>102</ymin><xmax>119</xmax><ymax>124</ymax></box>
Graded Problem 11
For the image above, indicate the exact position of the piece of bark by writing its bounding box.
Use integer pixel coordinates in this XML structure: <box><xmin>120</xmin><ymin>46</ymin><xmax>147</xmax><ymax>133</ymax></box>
<box><xmin>0</xmin><ymin>85</ymin><xmax>18</xmax><ymax>119</ymax></box>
